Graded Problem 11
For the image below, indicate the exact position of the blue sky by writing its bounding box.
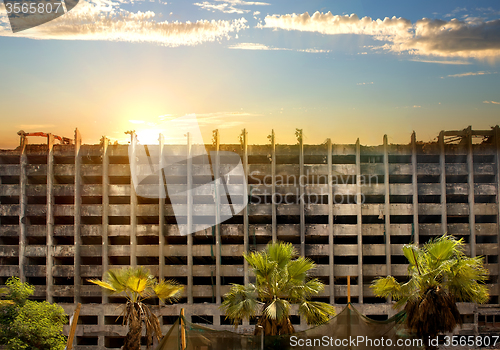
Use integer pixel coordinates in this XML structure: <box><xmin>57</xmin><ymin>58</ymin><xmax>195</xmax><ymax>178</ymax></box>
<box><xmin>0</xmin><ymin>0</ymin><xmax>499</xmax><ymax>147</ymax></box>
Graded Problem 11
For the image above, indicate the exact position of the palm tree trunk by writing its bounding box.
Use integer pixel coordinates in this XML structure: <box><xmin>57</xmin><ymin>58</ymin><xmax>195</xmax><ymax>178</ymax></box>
<box><xmin>123</xmin><ymin>304</ymin><xmax>142</xmax><ymax>350</ymax></box>
<box><xmin>255</xmin><ymin>316</ymin><xmax>295</xmax><ymax>336</ymax></box>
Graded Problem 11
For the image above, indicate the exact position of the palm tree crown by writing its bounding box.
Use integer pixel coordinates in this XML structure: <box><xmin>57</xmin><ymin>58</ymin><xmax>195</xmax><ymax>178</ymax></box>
<box><xmin>89</xmin><ymin>267</ymin><xmax>183</xmax><ymax>350</ymax></box>
<box><xmin>371</xmin><ymin>235</ymin><xmax>489</xmax><ymax>346</ymax></box>
<box><xmin>221</xmin><ymin>242</ymin><xmax>336</xmax><ymax>335</ymax></box>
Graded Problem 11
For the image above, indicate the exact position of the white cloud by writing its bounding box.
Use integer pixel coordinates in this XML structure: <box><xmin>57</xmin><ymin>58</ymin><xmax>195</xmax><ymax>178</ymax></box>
<box><xmin>356</xmin><ymin>82</ymin><xmax>374</xmax><ymax>85</ymax></box>
<box><xmin>444</xmin><ymin>71</ymin><xmax>496</xmax><ymax>78</ymax></box>
<box><xmin>297</xmin><ymin>48</ymin><xmax>330</xmax><ymax>53</ymax></box>
<box><xmin>261</xmin><ymin>12</ymin><xmax>412</xmax><ymax>41</ymax></box>
<box><xmin>228</xmin><ymin>42</ymin><xmax>284</xmax><ymax>50</ymax></box>
<box><xmin>260</xmin><ymin>11</ymin><xmax>500</xmax><ymax>60</ymax></box>
<box><xmin>228</xmin><ymin>42</ymin><xmax>330</xmax><ymax>53</ymax></box>
<box><xmin>409</xmin><ymin>58</ymin><xmax>472</xmax><ymax>65</ymax></box>
<box><xmin>444</xmin><ymin>7</ymin><xmax>467</xmax><ymax>18</ymax></box>
<box><xmin>483</xmin><ymin>101</ymin><xmax>500</xmax><ymax>104</ymax></box>
<box><xmin>254</xmin><ymin>11</ymin><xmax>260</xmax><ymax>15</ymax></box>
<box><xmin>195</xmin><ymin>0</ymin><xmax>269</xmax><ymax>14</ymax></box>
<box><xmin>194</xmin><ymin>1</ymin><xmax>247</xmax><ymax>14</ymax></box>
<box><xmin>401</xmin><ymin>18</ymin><xmax>500</xmax><ymax>60</ymax></box>
<box><xmin>0</xmin><ymin>0</ymin><xmax>248</xmax><ymax>46</ymax></box>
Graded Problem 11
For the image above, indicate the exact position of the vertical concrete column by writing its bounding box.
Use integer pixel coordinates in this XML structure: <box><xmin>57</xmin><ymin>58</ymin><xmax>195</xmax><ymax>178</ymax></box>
<box><xmin>271</xmin><ymin>130</ymin><xmax>277</xmax><ymax>242</ymax></box>
<box><xmin>439</xmin><ymin>131</ymin><xmax>448</xmax><ymax>235</ymax></box>
<box><xmin>411</xmin><ymin>132</ymin><xmax>419</xmax><ymax>245</ymax></box>
<box><xmin>242</xmin><ymin>129</ymin><xmax>249</xmax><ymax>327</ymax></box>
<box><xmin>158</xmin><ymin>134</ymin><xmax>165</xmax><ymax>281</ymax></box>
<box><xmin>74</xmin><ymin>129</ymin><xmax>82</xmax><ymax>304</ymax></box>
<box><xmin>19</xmin><ymin>132</ymin><xmax>27</xmax><ymax>283</ymax></box>
<box><xmin>298</xmin><ymin>130</ymin><xmax>305</xmax><ymax>257</ymax></box>
<box><xmin>186</xmin><ymin>133</ymin><xmax>193</xmax><ymax>305</ymax></box>
<box><xmin>383</xmin><ymin>135</ymin><xmax>391</xmax><ymax>277</ymax></box>
<box><xmin>298</xmin><ymin>130</ymin><xmax>305</xmax><ymax>328</ymax></box>
<box><xmin>466</xmin><ymin>127</ymin><xmax>476</xmax><ymax>257</ymax></box>
<box><xmin>494</xmin><ymin>126</ymin><xmax>500</xmax><ymax>287</ymax></box>
<box><xmin>46</xmin><ymin>134</ymin><xmax>55</xmax><ymax>303</ymax></box>
<box><xmin>101</xmin><ymin>137</ymin><xmax>109</xmax><ymax>297</ymax></box>
<box><xmin>100</xmin><ymin>137</ymin><xmax>109</xmax><ymax>348</ymax></box>
<box><xmin>242</xmin><ymin>129</ymin><xmax>249</xmax><ymax>286</ymax></box>
<box><xmin>327</xmin><ymin>139</ymin><xmax>334</xmax><ymax>303</ymax></box>
<box><xmin>129</xmin><ymin>132</ymin><xmax>137</xmax><ymax>267</ymax></box>
<box><xmin>214</xmin><ymin>130</ymin><xmax>221</xmax><ymax>307</ymax></box>
<box><xmin>356</xmin><ymin>138</ymin><xmax>363</xmax><ymax>303</ymax></box>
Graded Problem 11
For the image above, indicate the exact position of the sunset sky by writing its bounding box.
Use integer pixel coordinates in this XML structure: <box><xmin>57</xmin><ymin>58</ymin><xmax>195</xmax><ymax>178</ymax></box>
<box><xmin>0</xmin><ymin>0</ymin><xmax>499</xmax><ymax>148</ymax></box>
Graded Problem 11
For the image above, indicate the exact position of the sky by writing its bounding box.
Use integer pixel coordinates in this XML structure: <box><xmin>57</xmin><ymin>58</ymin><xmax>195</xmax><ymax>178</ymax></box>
<box><xmin>0</xmin><ymin>0</ymin><xmax>499</xmax><ymax>148</ymax></box>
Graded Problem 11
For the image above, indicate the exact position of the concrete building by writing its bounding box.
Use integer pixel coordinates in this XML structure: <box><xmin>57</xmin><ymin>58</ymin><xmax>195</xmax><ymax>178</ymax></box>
<box><xmin>0</xmin><ymin>126</ymin><xmax>499</xmax><ymax>349</ymax></box>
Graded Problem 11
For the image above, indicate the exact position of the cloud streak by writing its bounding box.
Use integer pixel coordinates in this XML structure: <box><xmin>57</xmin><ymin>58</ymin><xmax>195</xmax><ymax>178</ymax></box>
<box><xmin>443</xmin><ymin>71</ymin><xmax>496</xmax><ymax>78</ymax></box>
<box><xmin>0</xmin><ymin>0</ymin><xmax>247</xmax><ymax>46</ymax></box>
<box><xmin>409</xmin><ymin>58</ymin><xmax>472</xmax><ymax>65</ymax></box>
<box><xmin>260</xmin><ymin>11</ymin><xmax>500</xmax><ymax>60</ymax></box>
<box><xmin>194</xmin><ymin>0</ymin><xmax>269</xmax><ymax>14</ymax></box>
<box><xmin>229</xmin><ymin>42</ymin><xmax>330</xmax><ymax>53</ymax></box>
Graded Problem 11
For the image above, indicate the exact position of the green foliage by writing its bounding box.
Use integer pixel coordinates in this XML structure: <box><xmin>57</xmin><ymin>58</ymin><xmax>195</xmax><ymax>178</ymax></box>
<box><xmin>370</xmin><ymin>234</ymin><xmax>489</xmax><ymax>342</ymax></box>
<box><xmin>0</xmin><ymin>277</ymin><xmax>67</xmax><ymax>350</ymax></box>
<box><xmin>90</xmin><ymin>267</ymin><xmax>183</xmax><ymax>350</ymax></box>
<box><xmin>221</xmin><ymin>242</ymin><xmax>336</xmax><ymax>335</ymax></box>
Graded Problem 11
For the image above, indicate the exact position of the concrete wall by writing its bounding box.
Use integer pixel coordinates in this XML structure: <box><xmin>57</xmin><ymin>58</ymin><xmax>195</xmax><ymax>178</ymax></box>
<box><xmin>0</xmin><ymin>126</ymin><xmax>499</xmax><ymax>348</ymax></box>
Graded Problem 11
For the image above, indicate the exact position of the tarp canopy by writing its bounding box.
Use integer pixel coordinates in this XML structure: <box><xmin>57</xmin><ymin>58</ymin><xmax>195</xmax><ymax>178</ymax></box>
<box><xmin>156</xmin><ymin>304</ymin><xmax>423</xmax><ymax>350</ymax></box>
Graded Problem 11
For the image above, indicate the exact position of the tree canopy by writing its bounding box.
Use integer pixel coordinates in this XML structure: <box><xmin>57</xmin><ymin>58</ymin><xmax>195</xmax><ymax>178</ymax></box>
<box><xmin>221</xmin><ymin>241</ymin><xmax>336</xmax><ymax>335</ymax></box>
<box><xmin>0</xmin><ymin>277</ymin><xmax>67</xmax><ymax>350</ymax></box>
<box><xmin>371</xmin><ymin>235</ymin><xmax>489</xmax><ymax>347</ymax></box>
<box><xmin>89</xmin><ymin>266</ymin><xmax>183</xmax><ymax>350</ymax></box>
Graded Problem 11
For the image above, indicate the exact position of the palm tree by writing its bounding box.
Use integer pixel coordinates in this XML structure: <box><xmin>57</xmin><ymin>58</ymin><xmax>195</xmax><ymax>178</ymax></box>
<box><xmin>371</xmin><ymin>235</ymin><xmax>489</xmax><ymax>349</ymax></box>
<box><xmin>89</xmin><ymin>267</ymin><xmax>183</xmax><ymax>350</ymax></box>
<box><xmin>221</xmin><ymin>241</ymin><xmax>336</xmax><ymax>335</ymax></box>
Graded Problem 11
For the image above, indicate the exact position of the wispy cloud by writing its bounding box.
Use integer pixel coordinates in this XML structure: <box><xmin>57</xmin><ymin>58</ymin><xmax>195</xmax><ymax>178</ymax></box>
<box><xmin>228</xmin><ymin>42</ymin><xmax>284</xmax><ymax>50</ymax></box>
<box><xmin>194</xmin><ymin>0</ymin><xmax>269</xmax><ymax>14</ymax></box>
<box><xmin>483</xmin><ymin>101</ymin><xmax>500</xmax><ymax>104</ymax></box>
<box><xmin>298</xmin><ymin>48</ymin><xmax>330</xmax><ymax>53</ymax></box>
<box><xmin>444</xmin><ymin>7</ymin><xmax>467</xmax><ymax>18</ymax></box>
<box><xmin>356</xmin><ymin>82</ymin><xmax>374</xmax><ymax>85</ymax></box>
<box><xmin>0</xmin><ymin>0</ymin><xmax>247</xmax><ymax>46</ymax></box>
<box><xmin>259</xmin><ymin>11</ymin><xmax>500</xmax><ymax>60</ymax></box>
<box><xmin>260</xmin><ymin>12</ymin><xmax>412</xmax><ymax>40</ymax></box>
<box><xmin>409</xmin><ymin>58</ymin><xmax>472</xmax><ymax>65</ymax></box>
<box><xmin>443</xmin><ymin>71</ymin><xmax>496</xmax><ymax>78</ymax></box>
<box><xmin>228</xmin><ymin>42</ymin><xmax>330</xmax><ymax>53</ymax></box>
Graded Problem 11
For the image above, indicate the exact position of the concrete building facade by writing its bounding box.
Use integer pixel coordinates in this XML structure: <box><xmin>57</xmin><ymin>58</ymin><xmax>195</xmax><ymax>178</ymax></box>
<box><xmin>0</xmin><ymin>126</ymin><xmax>499</xmax><ymax>348</ymax></box>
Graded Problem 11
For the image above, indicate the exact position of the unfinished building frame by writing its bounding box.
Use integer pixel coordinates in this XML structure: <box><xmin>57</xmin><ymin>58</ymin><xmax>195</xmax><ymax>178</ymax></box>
<box><xmin>0</xmin><ymin>126</ymin><xmax>499</xmax><ymax>349</ymax></box>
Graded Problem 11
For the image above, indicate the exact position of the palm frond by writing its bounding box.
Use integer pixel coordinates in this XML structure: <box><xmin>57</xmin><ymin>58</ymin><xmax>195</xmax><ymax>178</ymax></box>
<box><xmin>263</xmin><ymin>298</ymin><xmax>290</xmax><ymax>321</ymax></box>
<box><xmin>287</xmin><ymin>257</ymin><xmax>315</xmax><ymax>282</ymax></box>
<box><xmin>221</xmin><ymin>284</ymin><xmax>261</xmax><ymax>326</ymax></box>
<box><xmin>266</xmin><ymin>242</ymin><xmax>295</xmax><ymax>269</ymax></box>
<box><xmin>88</xmin><ymin>279</ymin><xmax>117</xmax><ymax>292</ymax></box>
<box><xmin>298</xmin><ymin>300</ymin><xmax>336</xmax><ymax>325</ymax></box>
<box><xmin>371</xmin><ymin>276</ymin><xmax>403</xmax><ymax>299</ymax></box>
<box><xmin>154</xmin><ymin>280</ymin><xmax>183</xmax><ymax>303</ymax></box>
